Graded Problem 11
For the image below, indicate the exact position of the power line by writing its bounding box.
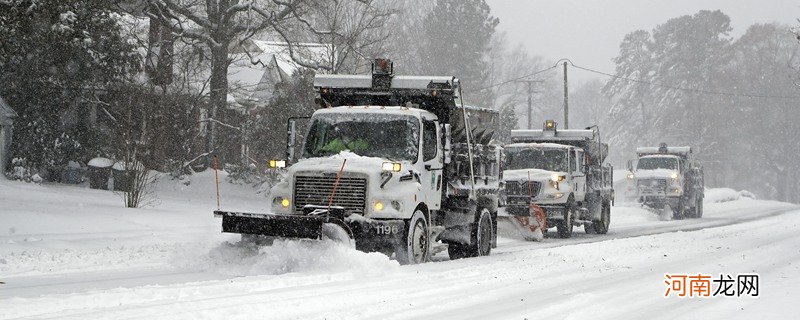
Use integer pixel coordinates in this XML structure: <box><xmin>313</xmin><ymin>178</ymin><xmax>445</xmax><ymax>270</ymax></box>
<box><xmin>569</xmin><ymin>63</ymin><xmax>800</xmax><ymax>100</ymax></box>
<box><xmin>476</xmin><ymin>64</ymin><xmax>559</xmax><ymax>92</ymax></box>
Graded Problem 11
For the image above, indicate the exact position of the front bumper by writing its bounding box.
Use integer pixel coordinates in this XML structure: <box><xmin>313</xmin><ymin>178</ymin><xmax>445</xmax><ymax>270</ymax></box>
<box><xmin>638</xmin><ymin>195</ymin><xmax>682</xmax><ymax>209</ymax></box>
<box><xmin>214</xmin><ymin>210</ymin><xmax>406</xmax><ymax>250</ymax></box>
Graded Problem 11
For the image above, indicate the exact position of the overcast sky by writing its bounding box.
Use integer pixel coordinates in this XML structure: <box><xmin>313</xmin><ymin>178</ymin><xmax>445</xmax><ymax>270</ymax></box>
<box><xmin>487</xmin><ymin>0</ymin><xmax>800</xmax><ymax>82</ymax></box>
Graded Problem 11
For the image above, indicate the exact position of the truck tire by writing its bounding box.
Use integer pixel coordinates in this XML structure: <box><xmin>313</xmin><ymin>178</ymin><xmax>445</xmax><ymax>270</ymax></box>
<box><xmin>396</xmin><ymin>209</ymin><xmax>430</xmax><ymax>265</ymax></box>
<box><xmin>672</xmin><ymin>199</ymin><xmax>685</xmax><ymax>220</ymax></box>
<box><xmin>593</xmin><ymin>202</ymin><xmax>611</xmax><ymax>234</ymax></box>
<box><xmin>448</xmin><ymin>208</ymin><xmax>493</xmax><ymax>260</ymax></box>
<box><xmin>557</xmin><ymin>199</ymin><xmax>574</xmax><ymax>238</ymax></box>
<box><xmin>695</xmin><ymin>197</ymin><xmax>704</xmax><ymax>218</ymax></box>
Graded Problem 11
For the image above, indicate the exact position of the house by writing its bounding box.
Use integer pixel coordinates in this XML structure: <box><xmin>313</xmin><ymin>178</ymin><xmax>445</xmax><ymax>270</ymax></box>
<box><xmin>227</xmin><ymin>39</ymin><xmax>329</xmax><ymax>109</ymax></box>
<box><xmin>0</xmin><ymin>95</ymin><xmax>18</xmax><ymax>176</ymax></box>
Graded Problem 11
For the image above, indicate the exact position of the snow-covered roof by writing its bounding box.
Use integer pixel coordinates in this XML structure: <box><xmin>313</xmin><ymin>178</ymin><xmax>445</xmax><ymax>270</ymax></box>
<box><xmin>314</xmin><ymin>105</ymin><xmax>434</xmax><ymax>119</ymax></box>
<box><xmin>636</xmin><ymin>146</ymin><xmax>691</xmax><ymax>156</ymax></box>
<box><xmin>504</xmin><ymin>142</ymin><xmax>572</xmax><ymax>150</ymax></box>
<box><xmin>638</xmin><ymin>154</ymin><xmax>680</xmax><ymax>159</ymax></box>
<box><xmin>225</xmin><ymin>40</ymin><xmax>330</xmax><ymax>108</ymax></box>
<box><xmin>511</xmin><ymin>129</ymin><xmax>596</xmax><ymax>141</ymax></box>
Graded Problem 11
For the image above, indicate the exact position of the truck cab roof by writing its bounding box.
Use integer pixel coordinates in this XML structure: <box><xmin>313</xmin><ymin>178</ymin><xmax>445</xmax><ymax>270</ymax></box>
<box><xmin>314</xmin><ymin>105</ymin><xmax>436</xmax><ymax>120</ymax></box>
<box><xmin>504</xmin><ymin>142</ymin><xmax>578</xmax><ymax>151</ymax></box>
<box><xmin>639</xmin><ymin>154</ymin><xmax>680</xmax><ymax>159</ymax></box>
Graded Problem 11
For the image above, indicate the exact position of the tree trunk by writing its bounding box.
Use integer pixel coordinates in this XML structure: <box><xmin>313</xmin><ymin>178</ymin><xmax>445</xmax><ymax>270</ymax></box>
<box><xmin>207</xmin><ymin>41</ymin><xmax>229</xmax><ymax>166</ymax></box>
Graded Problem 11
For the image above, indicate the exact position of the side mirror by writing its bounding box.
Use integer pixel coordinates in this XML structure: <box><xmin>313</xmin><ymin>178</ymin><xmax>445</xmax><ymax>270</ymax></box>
<box><xmin>287</xmin><ymin>119</ymin><xmax>297</xmax><ymax>163</ymax></box>
<box><xmin>626</xmin><ymin>159</ymin><xmax>633</xmax><ymax>172</ymax></box>
<box><xmin>443</xmin><ymin>123</ymin><xmax>452</xmax><ymax>164</ymax></box>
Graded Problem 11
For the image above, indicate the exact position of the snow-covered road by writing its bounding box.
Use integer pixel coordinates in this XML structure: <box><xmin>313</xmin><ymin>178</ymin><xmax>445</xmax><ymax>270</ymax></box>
<box><xmin>1</xmin><ymin>176</ymin><xmax>798</xmax><ymax>319</ymax></box>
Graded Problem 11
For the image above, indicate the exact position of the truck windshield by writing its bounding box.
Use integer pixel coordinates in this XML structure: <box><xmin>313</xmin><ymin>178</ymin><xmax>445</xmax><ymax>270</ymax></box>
<box><xmin>302</xmin><ymin>113</ymin><xmax>420</xmax><ymax>161</ymax></box>
<box><xmin>637</xmin><ymin>157</ymin><xmax>678</xmax><ymax>170</ymax></box>
<box><xmin>505</xmin><ymin>148</ymin><xmax>568</xmax><ymax>172</ymax></box>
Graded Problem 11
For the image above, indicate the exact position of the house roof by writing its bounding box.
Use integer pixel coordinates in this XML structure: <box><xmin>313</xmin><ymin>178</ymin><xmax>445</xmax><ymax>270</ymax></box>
<box><xmin>0</xmin><ymin>95</ymin><xmax>18</xmax><ymax>120</ymax></box>
<box><xmin>226</xmin><ymin>40</ymin><xmax>329</xmax><ymax>108</ymax></box>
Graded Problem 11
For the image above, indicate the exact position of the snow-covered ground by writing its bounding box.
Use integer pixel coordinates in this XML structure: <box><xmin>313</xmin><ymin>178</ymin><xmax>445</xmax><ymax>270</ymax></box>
<box><xmin>1</xmin><ymin>174</ymin><xmax>798</xmax><ymax>319</ymax></box>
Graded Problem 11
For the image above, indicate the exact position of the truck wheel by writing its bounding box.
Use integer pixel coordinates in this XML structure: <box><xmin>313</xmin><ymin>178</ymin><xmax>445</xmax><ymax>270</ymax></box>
<box><xmin>396</xmin><ymin>209</ymin><xmax>430</xmax><ymax>265</ymax></box>
<box><xmin>672</xmin><ymin>199</ymin><xmax>685</xmax><ymax>220</ymax></box>
<box><xmin>448</xmin><ymin>208</ymin><xmax>493</xmax><ymax>259</ymax></box>
<box><xmin>557</xmin><ymin>200</ymin><xmax>574</xmax><ymax>238</ymax></box>
<box><xmin>695</xmin><ymin>197</ymin><xmax>704</xmax><ymax>218</ymax></box>
<box><xmin>593</xmin><ymin>202</ymin><xmax>611</xmax><ymax>234</ymax></box>
<box><xmin>584</xmin><ymin>223</ymin><xmax>596</xmax><ymax>234</ymax></box>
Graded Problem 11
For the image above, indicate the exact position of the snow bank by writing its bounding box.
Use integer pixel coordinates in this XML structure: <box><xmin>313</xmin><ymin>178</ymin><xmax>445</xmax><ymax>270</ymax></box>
<box><xmin>177</xmin><ymin>239</ymin><xmax>399</xmax><ymax>277</ymax></box>
<box><xmin>704</xmin><ymin>188</ymin><xmax>758</xmax><ymax>203</ymax></box>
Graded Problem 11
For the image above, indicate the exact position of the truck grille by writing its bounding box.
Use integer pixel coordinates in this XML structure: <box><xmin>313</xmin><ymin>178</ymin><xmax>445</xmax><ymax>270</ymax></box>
<box><xmin>637</xmin><ymin>179</ymin><xmax>666</xmax><ymax>193</ymax></box>
<box><xmin>505</xmin><ymin>181</ymin><xmax>540</xmax><ymax>196</ymax></box>
<box><xmin>294</xmin><ymin>175</ymin><xmax>368</xmax><ymax>215</ymax></box>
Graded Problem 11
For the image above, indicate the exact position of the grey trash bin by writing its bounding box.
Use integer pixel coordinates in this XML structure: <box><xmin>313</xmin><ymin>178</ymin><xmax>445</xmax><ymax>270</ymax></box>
<box><xmin>63</xmin><ymin>161</ymin><xmax>84</xmax><ymax>184</ymax></box>
<box><xmin>88</xmin><ymin>157</ymin><xmax>113</xmax><ymax>190</ymax></box>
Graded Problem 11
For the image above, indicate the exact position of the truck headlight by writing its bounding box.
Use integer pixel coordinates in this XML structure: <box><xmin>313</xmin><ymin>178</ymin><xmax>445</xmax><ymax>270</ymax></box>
<box><xmin>373</xmin><ymin>199</ymin><xmax>402</xmax><ymax>212</ymax></box>
<box><xmin>670</xmin><ymin>172</ymin><xmax>679</xmax><ymax>179</ymax></box>
<box><xmin>273</xmin><ymin>196</ymin><xmax>291</xmax><ymax>208</ymax></box>
<box><xmin>627</xmin><ymin>172</ymin><xmax>634</xmax><ymax>180</ymax></box>
<box><xmin>551</xmin><ymin>174</ymin><xmax>565</xmax><ymax>182</ymax></box>
<box><xmin>268</xmin><ymin>159</ymin><xmax>286</xmax><ymax>168</ymax></box>
<box><xmin>545</xmin><ymin>193</ymin><xmax>564</xmax><ymax>199</ymax></box>
<box><xmin>382</xmin><ymin>162</ymin><xmax>402</xmax><ymax>172</ymax></box>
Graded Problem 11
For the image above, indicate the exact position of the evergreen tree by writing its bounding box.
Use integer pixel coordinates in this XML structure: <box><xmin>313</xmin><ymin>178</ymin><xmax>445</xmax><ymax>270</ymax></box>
<box><xmin>419</xmin><ymin>0</ymin><xmax>498</xmax><ymax>108</ymax></box>
<box><xmin>496</xmin><ymin>104</ymin><xmax>519</xmax><ymax>144</ymax></box>
<box><xmin>0</xmin><ymin>0</ymin><xmax>139</xmax><ymax>173</ymax></box>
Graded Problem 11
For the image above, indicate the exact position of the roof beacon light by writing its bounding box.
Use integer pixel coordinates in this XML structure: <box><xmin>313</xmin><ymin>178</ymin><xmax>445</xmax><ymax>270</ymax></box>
<box><xmin>373</xmin><ymin>58</ymin><xmax>393</xmax><ymax>75</ymax></box>
<box><xmin>544</xmin><ymin>120</ymin><xmax>557</xmax><ymax>131</ymax></box>
<box><xmin>659</xmin><ymin>142</ymin><xmax>668</xmax><ymax>153</ymax></box>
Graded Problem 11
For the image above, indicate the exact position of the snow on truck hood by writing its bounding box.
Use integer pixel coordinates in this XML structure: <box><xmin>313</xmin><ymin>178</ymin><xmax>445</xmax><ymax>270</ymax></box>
<box><xmin>634</xmin><ymin>168</ymin><xmax>678</xmax><ymax>179</ymax></box>
<box><xmin>503</xmin><ymin>168</ymin><xmax>562</xmax><ymax>182</ymax></box>
<box><xmin>290</xmin><ymin>151</ymin><xmax>402</xmax><ymax>176</ymax></box>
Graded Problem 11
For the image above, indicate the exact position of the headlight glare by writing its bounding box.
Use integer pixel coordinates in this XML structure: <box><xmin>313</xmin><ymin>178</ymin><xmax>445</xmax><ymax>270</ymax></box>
<box><xmin>382</xmin><ymin>162</ymin><xmax>402</xmax><ymax>172</ymax></box>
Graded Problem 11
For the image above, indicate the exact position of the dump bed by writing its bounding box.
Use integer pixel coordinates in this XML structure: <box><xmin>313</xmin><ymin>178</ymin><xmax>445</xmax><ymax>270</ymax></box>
<box><xmin>511</xmin><ymin>129</ymin><xmax>608</xmax><ymax>164</ymax></box>
<box><xmin>314</xmin><ymin>74</ymin><xmax>497</xmax><ymax>144</ymax></box>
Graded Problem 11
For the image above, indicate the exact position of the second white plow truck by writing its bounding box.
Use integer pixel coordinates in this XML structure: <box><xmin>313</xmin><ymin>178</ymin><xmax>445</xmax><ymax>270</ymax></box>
<box><xmin>501</xmin><ymin>120</ymin><xmax>614</xmax><ymax>238</ymax></box>
<box><xmin>214</xmin><ymin>59</ymin><xmax>502</xmax><ymax>264</ymax></box>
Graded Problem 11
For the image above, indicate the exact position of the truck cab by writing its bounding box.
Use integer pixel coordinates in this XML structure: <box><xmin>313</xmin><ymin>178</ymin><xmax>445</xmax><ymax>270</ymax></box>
<box><xmin>630</xmin><ymin>143</ymin><xmax>704</xmax><ymax>219</ymax></box>
<box><xmin>503</xmin><ymin>143</ymin><xmax>586</xmax><ymax>209</ymax></box>
<box><xmin>502</xmin><ymin>120</ymin><xmax>613</xmax><ymax>238</ymax></box>
<box><xmin>268</xmin><ymin>106</ymin><xmax>442</xmax><ymax>220</ymax></box>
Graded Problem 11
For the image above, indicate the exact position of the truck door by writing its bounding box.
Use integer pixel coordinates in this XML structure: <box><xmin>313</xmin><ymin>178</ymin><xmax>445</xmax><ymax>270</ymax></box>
<box><xmin>572</xmin><ymin>149</ymin><xmax>587</xmax><ymax>202</ymax></box>
<box><xmin>421</xmin><ymin>119</ymin><xmax>443</xmax><ymax>210</ymax></box>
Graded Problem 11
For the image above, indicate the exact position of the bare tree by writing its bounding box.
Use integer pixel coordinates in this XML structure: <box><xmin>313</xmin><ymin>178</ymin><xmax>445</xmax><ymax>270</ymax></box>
<box><xmin>256</xmin><ymin>0</ymin><xmax>393</xmax><ymax>74</ymax></box>
<box><xmin>143</xmin><ymin>0</ymin><xmax>304</xmax><ymax>166</ymax></box>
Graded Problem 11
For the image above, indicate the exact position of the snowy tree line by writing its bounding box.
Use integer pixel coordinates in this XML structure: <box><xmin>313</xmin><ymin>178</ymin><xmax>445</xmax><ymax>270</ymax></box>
<box><xmin>601</xmin><ymin>10</ymin><xmax>800</xmax><ymax>203</ymax></box>
<box><xmin>1</xmin><ymin>2</ymin><xmax>797</xmax><ymax>202</ymax></box>
<box><xmin>0</xmin><ymin>0</ymin><xmax>528</xmax><ymax>181</ymax></box>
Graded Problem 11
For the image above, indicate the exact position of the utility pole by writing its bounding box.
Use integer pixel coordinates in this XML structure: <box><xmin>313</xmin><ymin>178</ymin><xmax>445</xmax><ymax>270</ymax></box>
<box><xmin>563</xmin><ymin>61</ymin><xmax>569</xmax><ymax>129</ymax></box>
<box><xmin>526</xmin><ymin>81</ymin><xmax>532</xmax><ymax>129</ymax></box>
<box><xmin>512</xmin><ymin>80</ymin><xmax>543</xmax><ymax>129</ymax></box>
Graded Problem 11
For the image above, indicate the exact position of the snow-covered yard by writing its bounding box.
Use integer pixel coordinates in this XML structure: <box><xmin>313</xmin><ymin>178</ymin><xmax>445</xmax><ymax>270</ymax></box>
<box><xmin>1</xmin><ymin>176</ymin><xmax>798</xmax><ymax>319</ymax></box>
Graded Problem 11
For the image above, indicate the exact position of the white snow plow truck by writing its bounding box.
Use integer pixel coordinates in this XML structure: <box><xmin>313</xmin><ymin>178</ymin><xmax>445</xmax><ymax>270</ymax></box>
<box><xmin>214</xmin><ymin>59</ymin><xmax>502</xmax><ymax>264</ymax></box>
<box><xmin>629</xmin><ymin>143</ymin><xmax>704</xmax><ymax>220</ymax></box>
<box><xmin>502</xmin><ymin>120</ymin><xmax>614</xmax><ymax>238</ymax></box>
